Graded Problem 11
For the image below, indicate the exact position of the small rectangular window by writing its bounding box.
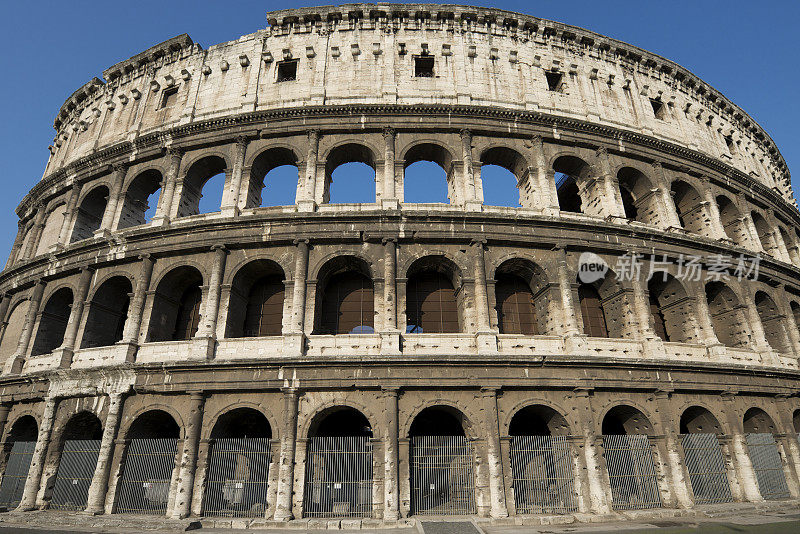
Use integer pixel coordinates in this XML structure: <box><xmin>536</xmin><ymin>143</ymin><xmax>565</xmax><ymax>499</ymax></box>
<box><xmin>277</xmin><ymin>60</ymin><xmax>298</xmax><ymax>82</ymax></box>
<box><xmin>414</xmin><ymin>55</ymin><xmax>434</xmax><ymax>77</ymax></box>
<box><xmin>160</xmin><ymin>87</ymin><xmax>178</xmax><ymax>109</ymax></box>
<box><xmin>650</xmin><ymin>98</ymin><xmax>665</xmax><ymax>120</ymax></box>
<box><xmin>545</xmin><ymin>70</ymin><xmax>563</xmax><ymax>92</ymax></box>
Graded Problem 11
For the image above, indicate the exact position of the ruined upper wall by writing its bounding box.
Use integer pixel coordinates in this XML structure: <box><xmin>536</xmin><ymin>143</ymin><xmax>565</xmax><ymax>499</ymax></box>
<box><xmin>41</xmin><ymin>3</ymin><xmax>793</xmax><ymax>205</ymax></box>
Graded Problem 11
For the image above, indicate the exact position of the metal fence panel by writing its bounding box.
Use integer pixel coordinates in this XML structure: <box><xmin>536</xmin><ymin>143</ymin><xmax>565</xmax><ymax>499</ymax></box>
<box><xmin>115</xmin><ymin>438</ymin><xmax>178</xmax><ymax>515</ymax></box>
<box><xmin>679</xmin><ymin>433</ymin><xmax>732</xmax><ymax>504</ymax></box>
<box><xmin>50</xmin><ymin>439</ymin><xmax>102</xmax><ymax>511</ymax></box>
<box><xmin>303</xmin><ymin>436</ymin><xmax>373</xmax><ymax>518</ymax></box>
<box><xmin>746</xmin><ymin>433</ymin><xmax>790</xmax><ymax>500</ymax></box>
<box><xmin>0</xmin><ymin>441</ymin><xmax>36</xmax><ymax>509</ymax></box>
<box><xmin>203</xmin><ymin>438</ymin><xmax>271</xmax><ymax>518</ymax></box>
<box><xmin>602</xmin><ymin>434</ymin><xmax>662</xmax><ymax>510</ymax></box>
<box><xmin>510</xmin><ymin>435</ymin><xmax>578</xmax><ymax>514</ymax></box>
<box><xmin>411</xmin><ymin>435</ymin><xmax>476</xmax><ymax>516</ymax></box>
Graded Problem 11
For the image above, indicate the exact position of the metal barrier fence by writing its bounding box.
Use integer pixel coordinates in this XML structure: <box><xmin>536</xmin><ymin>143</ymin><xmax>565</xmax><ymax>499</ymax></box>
<box><xmin>510</xmin><ymin>435</ymin><xmax>578</xmax><ymax>514</ymax></box>
<box><xmin>303</xmin><ymin>436</ymin><xmax>373</xmax><ymax>518</ymax></box>
<box><xmin>203</xmin><ymin>438</ymin><xmax>271</xmax><ymax>518</ymax></box>
<box><xmin>115</xmin><ymin>438</ymin><xmax>178</xmax><ymax>515</ymax></box>
<box><xmin>678</xmin><ymin>433</ymin><xmax>732</xmax><ymax>504</ymax></box>
<box><xmin>50</xmin><ymin>439</ymin><xmax>102</xmax><ymax>511</ymax></box>
<box><xmin>745</xmin><ymin>433</ymin><xmax>790</xmax><ymax>500</ymax></box>
<box><xmin>602</xmin><ymin>434</ymin><xmax>662</xmax><ymax>510</ymax></box>
<box><xmin>411</xmin><ymin>435</ymin><xmax>476</xmax><ymax>516</ymax></box>
<box><xmin>0</xmin><ymin>441</ymin><xmax>35</xmax><ymax>509</ymax></box>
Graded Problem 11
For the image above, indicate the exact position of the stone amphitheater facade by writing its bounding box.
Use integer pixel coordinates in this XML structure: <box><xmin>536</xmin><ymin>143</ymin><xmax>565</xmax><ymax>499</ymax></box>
<box><xmin>0</xmin><ymin>2</ymin><xmax>798</xmax><ymax>526</ymax></box>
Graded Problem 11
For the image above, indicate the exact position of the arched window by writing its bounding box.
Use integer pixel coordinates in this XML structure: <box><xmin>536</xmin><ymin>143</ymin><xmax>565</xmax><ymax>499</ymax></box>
<box><xmin>751</xmin><ymin>212</ymin><xmax>780</xmax><ymax>257</ymax></box>
<box><xmin>480</xmin><ymin>147</ymin><xmax>528</xmax><ymax>207</ymax></box>
<box><xmin>318</xmin><ymin>272</ymin><xmax>374</xmax><ymax>334</ymax></box>
<box><xmin>173</xmin><ymin>286</ymin><xmax>202</xmax><ymax>341</ymax></box>
<box><xmin>578</xmin><ymin>284</ymin><xmax>608</xmax><ymax>338</ymax></box>
<box><xmin>406</xmin><ymin>272</ymin><xmax>459</xmax><ymax>333</ymax></box>
<box><xmin>716</xmin><ymin>195</ymin><xmax>749</xmax><ymax>247</ymax></box>
<box><xmin>403</xmin><ymin>143</ymin><xmax>453</xmax><ymax>204</ymax></box>
<box><xmin>176</xmin><ymin>156</ymin><xmax>227</xmax><ymax>217</ymax></box>
<box><xmin>81</xmin><ymin>276</ymin><xmax>132</xmax><ymax>348</ymax></box>
<box><xmin>754</xmin><ymin>291</ymin><xmax>792</xmax><ymax>353</ymax></box>
<box><xmin>31</xmin><ymin>287</ymin><xmax>73</xmax><ymax>356</ymax></box>
<box><xmin>617</xmin><ymin>168</ymin><xmax>658</xmax><ymax>225</ymax></box>
<box><xmin>495</xmin><ymin>274</ymin><xmax>537</xmax><ymax>334</ymax></box>
<box><xmin>705</xmin><ymin>282</ymin><xmax>750</xmax><ymax>348</ymax></box>
<box><xmin>243</xmin><ymin>276</ymin><xmax>285</xmax><ymax>337</ymax></box>
<box><xmin>553</xmin><ymin>156</ymin><xmax>593</xmax><ymax>214</ymax></box>
<box><xmin>247</xmin><ymin>147</ymin><xmax>299</xmax><ymax>208</ymax></box>
<box><xmin>71</xmin><ymin>187</ymin><xmax>109</xmax><ymax>242</ymax></box>
<box><xmin>325</xmin><ymin>144</ymin><xmax>376</xmax><ymax>204</ymax></box>
<box><xmin>147</xmin><ymin>266</ymin><xmax>203</xmax><ymax>342</ymax></box>
<box><xmin>647</xmin><ymin>275</ymin><xmax>697</xmax><ymax>343</ymax></box>
<box><xmin>35</xmin><ymin>205</ymin><xmax>66</xmax><ymax>255</ymax></box>
<box><xmin>50</xmin><ymin>412</ymin><xmax>103</xmax><ymax>511</ymax></box>
<box><xmin>649</xmin><ymin>293</ymin><xmax>668</xmax><ymax>341</ymax></box>
<box><xmin>0</xmin><ymin>300</ymin><xmax>28</xmax><ymax>366</ymax></box>
<box><xmin>118</xmin><ymin>170</ymin><xmax>162</xmax><ymax>229</ymax></box>
<box><xmin>671</xmin><ymin>180</ymin><xmax>711</xmax><ymax>236</ymax></box>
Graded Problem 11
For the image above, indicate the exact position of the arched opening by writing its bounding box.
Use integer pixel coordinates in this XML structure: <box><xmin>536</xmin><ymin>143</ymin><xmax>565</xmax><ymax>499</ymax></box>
<box><xmin>553</xmin><ymin>156</ymin><xmax>592</xmax><ymax>214</ymax></box>
<box><xmin>325</xmin><ymin>144</ymin><xmax>376</xmax><ymax>204</ymax></box>
<box><xmin>495</xmin><ymin>274</ymin><xmax>537</xmax><ymax>335</ymax></box>
<box><xmin>617</xmin><ymin>168</ymin><xmax>658</xmax><ymax>225</ymax></box>
<box><xmin>303</xmin><ymin>407</ymin><xmax>373</xmax><ymax>518</ymax></box>
<box><xmin>70</xmin><ymin>186</ymin><xmax>109</xmax><ymax>242</ymax></box>
<box><xmin>0</xmin><ymin>300</ymin><xmax>29</xmax><ymax>367</ymax></box>
<box><xmin>314</xmin><ymin>257</ymin><xmax>374</xmax><ymax>335</ymax></box>
<box><xmin>30</xmin><ymin>287</ymin><xmax>73</xmax><ymax>356</ymax></box>
<box><xmin>494</xmin><ymin>259</ymin><xmax>555</xmax><ymax>335</ymax></box>
<box><xmin>116</xmin><ymin>410</ymin><xmax>180</xmax><ymax>515</ymax></box>
<box><xmin>647</xmin><ymin>274</ymin><xmax>697</xmax><ymax>343</ymax></box>
<box><xmin>226</xmin><ymin>260</ymin><xmax>285</xmax><ymax>338</ymax></box>
<box><xmin>716</xmin><ymin>196</ymin><xmax>749</xmax><ymax>247</ymax></box>
<box><xmin>35</xmin><ymin>204</ymin><xmax>66</xmax><ymax>255</ymax></box>
<box><xmin>601</xmin><ymin>406</ymin><xmax>662</xmax><ymax>510</ymax></box>
<box><xmin>147</xmin><ymin>266</ymin><xmax>203</xmax><ymax>342</ymax></box>
<box><xmin>204</xmin><ymin>408</ymin><xmax>272</xmax><ymax>518</ymax></box>
<box><xmin>741</xmin><ymin>407</ymin><xmax>791</xmax><ymax>499</ymax></box>
<box><xmin>176</xmin><ymin>156</ymin><xmax>227</xmax><ymax>217</ymax></box>
<box><xmin>678</xmin><ymin>407</ymin><xmax>732</xmax><ymax>504</ymax></box>
<box><xmin>743</xmin><ymin>408</ymin><xmax>776</xmax><ymax>434</ymax></box>
<box><xmin>405</xmin><ymin>256</ymin><xmax>461</xmax><ymax>334</ymax></box>
<box><xmin>118</xmin><ymin>170</ymin><xmax>162</xmax><ymax>229</ymax></box>
<box><xmin>755</xmin><ymin>291</ymin><xmax>792</xmax><ymax>353</ymax></box>
<box><xmin>778</xmin><ymin>227</ymin><xmax>798</xmax><ymax>264</ymax></box>
<box><xmin>247</xmin><ymin>147</ymin><xmax>299</xmax><ymax>208</ymax></box>
<box><xmin>50</xmin><ymin>412</ymin><xmax>103</xmax><ymax>510</ymax></box>
<box><xmin>403</xmin><ymin>143</ymin><xmax>454</xmax><ymax>204</ymax></box>
<box><xmin>409</xmin><ymin>406</ymin><xmax>474</xmax><ymax>515</ymax></box>
<box><xmin>508</xmin><ymin>405</ymin><xmax>577</xmax><ymax>514</ymax></box>
<box><xmin>671</xmin><ymin>180</ymin><xmax>711</xmax><ymax>236</ymax></box>
<box><xmin>578</xmin><ymin>284</ymin><xmax>608</xmax><ymax>338</ymax></box>
<box><xmin>791</xmin><ymin>302</ymin><xmax>800</xmax><ymax>341</ymax></box>
<box><xmin>705</xmin><ymin>282</ymin><xmax>750</xmax><ymax>348</ymax></box>
<box><xmin>0</xmin><ymin>416</ymin><xmax>38</xmax><ymax>509</ymax></box>
<box><xmin>80</xmin><ymin>276</ymin><xmax>132</xmax><ymax>348</ymax></box>
<box><xmin>751</xmin><ymin>212</ymin><xmax>779</xmax><ymax>257</ymax></box>
<box><xmin>793</xmin><ymin>409</ymin><xmax>800</xmax><ymax>433</ymax></box>
<box><xmin>480</xmin><ymin>147</ymin><xmax>528</xmax><ymax>207</ymax></box>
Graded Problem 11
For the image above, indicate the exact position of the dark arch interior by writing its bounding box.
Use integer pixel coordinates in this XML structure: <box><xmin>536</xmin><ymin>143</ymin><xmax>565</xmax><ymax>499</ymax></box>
<box><xmin>8</xmin><ymin>415</ymin><xmax>38</xmax><ymax>442</ymax></box>
<box><xmin>147</xmin><ymin>266</ymin><xmax>203</xmax><ymax>342</ymax></box>
<box><xmin>743</xmin><ymin>408</ymin><xmax>776</xmax><ymax>434</ymax></box>
<box><xmin>553</xmin><ymin>156</ymin><xmax>589</xmax><ymax>214</ymax></box>
<box><xmin>249</xmin><ymin>147</ymin><xmax>299</xmax><ymax>208</ymax></box>
<box><xmin>31</xmin><ymin>287</ymin><xmax>74</xmax><ymax>356</ymax></box>
<box><xmin>226</xmin><ymin>260</ymin><xmax>286</xmax><ymax>338</ymax></box>
<box><xmin>210</xmin><ymin>408</ymin><xmax>272</xmax><ymax>439</ymax></box>
<box><xmin>62</xmin><ymin>411</ymin><xmax>103</xmax><ymax>441</ymax></box>
<box><xmin>602</xmin><ymin>405</ymin><xmax>654</xmax><ymax>435</ymax></box>
<box><xmin>793</xmin><ymin>409</ymin><xmax>800</xmax><ymax>433</ymax></box>
<box><xmin>480</xmin><ymin>147</ymin><xmax>527</xmax><ymax>208</ymax></box>
<box><xmin>81</xmin><ymin>276</ymin><xmax>132</xmax><ymax>348</ymax></box>
<box><xmin>409</xmin><ymin>407</ymin><xmax>466</xmax><ymax>437</ymax></box>
<box><xmin>509</xmin><ymin>405</ymin><xmax>570</xmax><ymax>436</ymax></box>
<box><xmin>70</xmin><ymin>186</ymin><xmax>109</xmax><ymax>242</ymax></box>
<box><xmin>403</xmin><ymin>144</ymin><xmax>453</xmax><ymax>204</ymax></box>
<box><xmin>317</xmin><ymin>271</ymin><xmax>374</xmax><ymax>334</ymax></box>
<box><xmin>578</xmin><ymin>283</ymin><xmax>608</xmax><ymax>338</ymax></box>
<box><xmin>679</xmin><ymin>406</ymin><xmax>722</xmax><ymax>434</ymax></box>
<box><xmin>177</xmin><ymin>156</ymin><xmax>227</xmax><ymax>217</ymax></box>
<box><xmin>325</xmin><ymin>144</ymin><xmax>376</xmax><ymax>204</ymax></box>
<box><xmin>495</xmin><ymin>273</ymin><xmax>537</xmax><ymax>335</ymax></box>
<box><xmin>310</xmin><ymin>407</ymin><xmax>372</xmax><ymax>437</ymax></box>
<box><xmin>127</xmin><ymin>409</ymin><xmax>180</xmax><ymax>439</ymax></box>
<box><xmin>118</xmin><ymin>170</ymin><xmax>162</xmax><ymax>229</ymax></box>
<box><xmin>671</xmin><ymin>180</ymin><xmax>705</xmax><ymax>233</ymax></box>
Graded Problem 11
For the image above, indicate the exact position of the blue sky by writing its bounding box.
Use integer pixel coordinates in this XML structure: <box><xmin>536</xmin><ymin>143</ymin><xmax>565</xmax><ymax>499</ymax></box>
<box><xmin>1</xmin><ymin>1</ymin><xmax>797</xmax><ymax>257</ymax></box>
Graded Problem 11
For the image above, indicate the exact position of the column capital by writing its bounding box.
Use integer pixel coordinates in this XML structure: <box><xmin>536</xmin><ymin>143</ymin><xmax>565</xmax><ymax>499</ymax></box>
<box><xmin>382</xmin><ymin>127</ymin><xmax>396</xmax><ymax>140</ymax></box>
<box><xmin>165</xmin><ymin>146</ymin><xmax>185</xmax><ymax>159</ymax></box>
<box><xmin>234</xmin><ymin>135</ymin><xmax>249</xmax><ymax>148</ymax></box>
<box><xmin>111</xmin><ymin>162</ymin><xmax>129</xmax><ymax>174</ymax></box>
<box><xmin>293</xmin><ymin>238</ymin><xmax>310</xmax><ymax>247</ymax></box>
<box><xmin>530</xmin><ymin>134</ymin><xmax>544</xmax><ymax>147</ymax></box>
<box><xmin>307</xmin><ymin>129</ymin><xmax>320</xmax><ymax>141</ymax></box>
<box><xmin>210</xmin><ymin>244</ymin><xmax>229</xmax><ymax>254</ymax></box>
<box><xmin>459</xmin><ymin>128</ymin><xmax>472</xmax><ymax>139</ymax></box>
<box><xmin>471</xmin><ymin>238</ymin><xmax>487</xmax><ymax>248</ymax></box>
<box><xmin>595</xmin><ymin>146</ymin><xmax>609</xmax><ymax>158</ymax></box>
<box><xmin>382</xmin><ymin>237</ymin><xmax>398</xmax><ymax>245</ymax></box>
<box><xmin>137</xmin><ymin>253</ymin><xmax>153</xmax><ymax>262</ymax></box>
<box><xmin>650</xmin><ymin>160</ymin><xmax>663</xmax><ymax>170</ymax></box>
<box><xmin>381</xmin><ymin>386</ymin><xmax>401</xmax><ymax>395</ymax></box>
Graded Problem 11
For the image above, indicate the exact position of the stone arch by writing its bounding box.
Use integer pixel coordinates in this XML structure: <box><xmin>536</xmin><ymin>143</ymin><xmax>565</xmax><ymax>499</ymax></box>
<box><xmin>405</xmin><ymin>255</ymin><xmax>464</xmax><ymax>334</ymax></box>
<box><xmin>751</xmin><ymin>211</ymin><xmax>780</xmax><ymax>256</ymax></box>
<box><xmin>306</xmin><ymin>405</ymin><xmax>374</xmax><ymax>438</ymax></box>
<box><xmin>705</xmin><ymin>281</ymin><xmax>750</xmax><ymax>348</ymax></box>
<box><xmin>0</xmin><ymin>299</ymin><xmax>30</xmax><ymax>365</ymax></box>
<box><xmin>6</xmin><ymin>414</ymin><xmax>38</xmax><ymax>442</ymax></box>
<box><xmin>743</xmin><ymin>407</ymin><xmax>777</xmax><ymax>433</ymax></box>
<box><xmin>323</xmin><ymin>142</ymin><xmax>377</xmax><ymax>204</ymax></box>
<box><xmin>53</xmin><ymin>410</ymin><xmax>103</xmax><ymax>447</ymax></box>
<box><xmin>80</xmin><ymin>275</ymin><xmax>133</xmax><ymax>349</ymax></box>
<box><xmin>716</xmin><ymin>195</ymin><xmax>749</xmax><ymax>247</ymax></box>
<box><xmin>679</xmin><ymin>406</ymin><xmax>723</xmax><ymax>434</ymax></box>
<box><xmin>647</xmin><ymin>273</ymin><xmax>697</xmax><ymax>343</ymax></box>
<box><xmin>146</xmin><ymin>265</ymin><xmax>204</xmax><ymax>342</ymax></box>
<box><xmin>246</xmin><ymin>146</ymin><xmax>300</xmax><ymax>208</ymax></box>
<box><xmin>670</xmin><ymin>179</ymin><xmax>712</xmax><ymax>237</ymax></box>
<box><xmin>30</xmin><ymin>286</ymin><xmax>73</xmax><ymax>356</ymax></box>
<box><xmin>778</xmin><ymin>226</ymin><xmax>798</xmax><ymax>264</ymax></box>
<box><xmin>552</xmin><ymin>154</ymin><xmax>595</xmax><ymax>215</ymax></box>
<box><xmin>203</xmin><ymin>402</ymin><xmax>279</xmax><ymax>441</ymax></box>
<box><xmin>402</xmin><ymin>141</ymin><xmax>456</xmax><ymax>204</ymax></box>
<box><xmin>225</xmin><ymin>259</ymin><xmax>286</xmax><ymax>338</ymax></box>
<box><xmin>176</xmin><ymin>155</ymin><xmax>228</xmax><ymax>217</ymax></box>
<box><xmin>124</xmin><ymin>408</ymin><xmax>182</xmax><ymax>440</ymax></box>
<box><xmin>508</xmin><ymin>404</ymin><xmax>572</xmax><ymax>436</ymax></box>
<box><xmin>118</xmin><ymin>169</ymin><xmax>163</xmax><ymax>229</ymax></box>
<box><xmin>209</xmin><ymin>407</ymin><xmax>272</xmax><ymax>439</ymax></box>
<box><xmin>617</xmin><ymin>167</ymin><xmax>659</xmax><ymax>225</ymax></box>
<box><xmin>479</xmin><ymin>146</ymin><xmax>529</xmax><ymax>207</ymax></box>
<box><xmin>601</xmin><ymin>404</ymin><xmax>655</xmax><ymax>435</ymax></box>
<box><xmin>70</xmin><ymin>186</ymin><xmax>109</xmax><ymax>242</ymax></box>
<box><xmin>793</xmin><ymin>409</ymin><xmax>800</xmax><ymax>433</ymax></box>
<box><xmin>577</xmin><ymin>267</ymin><xmax>632</xmax><ymax>339</ymax></box>
<box><xmin>494</xmin><ymin>258</ymin><xmax>552</xmax><ymax>335</ymax></box>
<box><xmin>791</xmin><ymin>301</ymin><xmax>800</xmax><ymax>341</ymax></box>
<box><xmin>754</xmin><ymin>290</ymin><xmax>792</xmax><ymax>353</ymax></box>
<box><xmin>407</xmin><ymin>405</ymin><xmax>475</xmax><ymax>439</ymax></box>
<box><xmin>35</xmin><ymin>202</ymin><xmax>67</xmax><ymax>255</ymax></box>
<box><xmin>313</xmin><ymin>255</ymin><xmax>374</xmax><ymax>335</ymax></box>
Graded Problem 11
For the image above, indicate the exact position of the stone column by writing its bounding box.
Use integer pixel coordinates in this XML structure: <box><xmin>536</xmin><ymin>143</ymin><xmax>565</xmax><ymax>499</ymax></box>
<box><xmin>152</xmin><ymin>147</ymin><xmax>184</xmax><ymax>225</ymax></box>
<box><xmin>0</xmin><ymin>403</ymin><xmax>10</xmax><ymax>445</ymax></box>
<box><xmin>631</xmin><ymin>274</ymin><xmax>667</xmax><ymax>358</ymax></box>
<box><xmin>721</xmin><ymin>395</ymin><xmax>763</xmax><ymax>502</ymax></box>
<box><xmin>5</xmin><ymin>222</ymin><xmax>27</xmax><ymax>268</ymax></box>
<box><xmin>556</xmin><ymin>250</ymin><xmax>585</xmax><ymax>353</ymax></box>
<box><xmin>21</xmin><ymin>207</ymin><xmax>46</xmax><ymax>259</ymax></box>
<box><xmin>298</xmin><ymin>130</ymin><xmax>319</xmax><ymax>211</ymax></box>
<box><xmin>481</xmin><ymin>388</ymin><xmax>508</xmax><ymax>517</ymax></box>
<box><xmin>382</xmin><ymin>128</ymin><xmax>398</xmax><ymax>209</ymax></box>
<box><xmin>222</xmin><ymin>136</ymin><xmax>248</xmax><ymax>216</ymax></box>
<box><xmin>573</xmin><ymin>389</ymin><xmax>612</xmax><ymax>514</ymax></box>
<box><xmin>274</xmin><ymin>388</ymin><xmax>299</xmax><ymax>521</ymax></box>
<box><xmin>5</xmin><ymin>280</ymin><xmax>46</xmax><ymax>374</ymax></box>
<box><xmin>473</xmin><ymin>240</ymin><xmax>496</xmax><ymax>353</ymax></box>
<box><xmin>594</xmin><ymin>147</ymin><xmax>626</xmax><ymax>218</ymax></box>
<box><xmin>0</xmin><ymin>294</ymin><xmax>11</xmax><ymax>345</ymax></box>
<box><xmin>56</xmin><ymin>184</ymin><xmax>82</xmax><ymax>248</ymax></box>
<box><xmin>702</xmin><ymin>185</ymin><xmax>728</xmax><ymax>240</ymax></box>
<box><xmin>118</xmin><ymin>254</ymin><xmax>155</xmax><ymax>361</ymax></box>
<box><xmin>85</xmin><ymin>392</ymin><xmax>125</xmax><ymax>514</ymax></box>
<box><xmin>691</xmin><ymin>282</ymin><xmax>723</xmax><ymax>348</ymax></box>
<box><xmin>740</xmin><ymin>288</ymin><xmax>772</xmax><ymax>353</ymax></box>
<box><xmin>460</xmin><ymin>129</ymin><xmax>481</xmax><ymax>209</ymax></box>
<box><xmin>381</xmin><ymin>238</ymin><xmax>400</xmax><ymax>354</ymax></box>
<box><xmin>778</xmin><ymin>287</ymin><xmax>800</xmax><ymax>355</ymax></box>
<box><xmin>171</xmin><ymin>392</ymin><xmax>205</xmax><ymax>518</ymax></box>
<box><xmin>742</xmin><ymin>211</ymin><xmax>763</xmax><ymax>253</ymax></box>
<box><xmin>285</xmin><ymin>239</ymin><xmax>309</xmax><ymax>355</ymax></box>
<box><xmin>55</xmin><ymin>267</ymin><xmax>93</xmax><ymax>368</ymax></box>
<box><xmin>776</xmin><ymin>397</ymin><xmax>800</xmax><ymax>497</ymax></box>
<box><xmin>193</xmin><ymin>245</ymin><xmax>227</xmax><ymax>359</ymax></box>
<box><xmin>651</xmin><ymin>162</ymin><xmax>681</xmax><ymax>228</ymax></box>
<box><xmin>99</xmin><ymin>164</ymin><xmax>128</xmax><ymax>232</ymax></box>
<box><xmin>530</xmin><ymin>135</ymin><xmax>560</xmax><ymax>213</ymax></box>
<box><xmin>773</xmin><ymin>228</ymin><xmax>793</xmax><ymax>264</ymax></box>
<box><xmin>17</xmin><ymin>396</ymin><xmax>58</xmax><ymax>511</ymax></box>
<box><xmin>654</xmin><ymin>390</ymin><xmax>694</xmax><ymax>508</ymax></box>
<box><xmin>383</xmin><ymin>387</ymin><xmax>400</xmax><ymax>519</ymax></box>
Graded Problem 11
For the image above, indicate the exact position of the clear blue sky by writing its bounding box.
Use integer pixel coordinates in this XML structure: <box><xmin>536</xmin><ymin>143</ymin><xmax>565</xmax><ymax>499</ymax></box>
<box><xmin>1</xmin><ymin>1</ymin><xmax>797</xmax><ymax>258</ymax></box>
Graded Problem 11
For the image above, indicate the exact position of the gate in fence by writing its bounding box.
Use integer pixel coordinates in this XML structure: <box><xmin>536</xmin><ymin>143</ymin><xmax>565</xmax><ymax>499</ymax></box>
<box><xmin>0</xmin><ymin>441</ymin><xmax>35</xmax><ymax>509</ymax></box>
<box><xmin>745</xmin><ymin>433</ymin><xmax>790</xmax><ymax>500</ymax></box>
<box><xmin>509</xmin><ymin>435</ymin><xmax>578</xmax><ymax>514</ymax></box>
<box><xmin>302</xmin><ymin>436</ymin><xmax>373</xmax><ymax>518</ymax></box>
<box><xmin>50</xmin><ymin>439</ymin><xmax>102</xmax><ymax>510</ymax></box>
<box><xmin>203</xmin><ymin>438</ymin><xmax>272</xmax><ymax>518</ymax></box>
<box><xmin>115</xmin><ymin>438</ymin><xmax>178</xmax><ymax>515</ymax></box>
<box><xmin>602</xmin><ymin>434</ymin><xmax>662</xmax><ymax>510</ymax></box>
<box><xmin>678</xmin><ymin>433</ymin><xmax>732</xmax><ymax>504</ymax></box>
<box><xmin>411</xmin><ymin>435</ymin><xmax>476</xmax><ymax>516</ymax></box>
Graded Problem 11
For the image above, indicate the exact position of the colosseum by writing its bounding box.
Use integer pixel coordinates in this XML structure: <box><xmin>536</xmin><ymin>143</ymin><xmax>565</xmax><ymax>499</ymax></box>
<box><xmin>0</xmin><ymin>2</ymin><xmax>797</xmax><ymax>529</ymax></box>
